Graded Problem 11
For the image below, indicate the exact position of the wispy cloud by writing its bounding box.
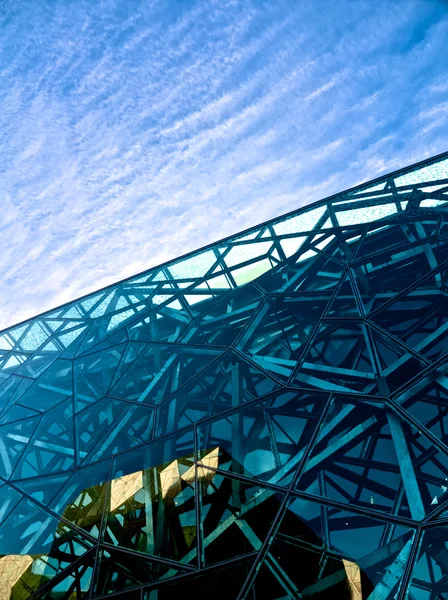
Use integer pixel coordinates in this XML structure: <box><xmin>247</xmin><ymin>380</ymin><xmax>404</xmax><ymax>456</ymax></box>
<box><xmin>0</xmin><ymin>0</ymin><xmax>447</xmax><ymax>330</ymax></box>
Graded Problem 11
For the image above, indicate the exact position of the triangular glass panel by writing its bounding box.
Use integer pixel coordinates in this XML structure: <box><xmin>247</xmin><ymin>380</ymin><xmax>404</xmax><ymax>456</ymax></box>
<box><xmin>74</xmin><ymin>342</ymin><xmax>129</xmax><ymax>409</ymax></box>
<box><xmin>0</xmin><ymin>481</ymin><xmax>22</xmax><ymax>526</ymax></box>
<box><xmin>404</xmin><ymin>525</ymin><xmax>448</xmax><ymax>599</ymax></box>
<box><xmin>277</xmin><ymin>494</ymin><xmax>414</xmax><ymax>597</ymax></box>
<box><xmin>17</xmin><ymin>358</ymin><xmax>72</xmax><ymax>413</ymax></box>
<box><xmin>0</xmin><ymin>495</ymin><xmax>61</xmax><ymax>555</ymax></box>
<box><xmin>14</xmin><ymin>472</ymin><xmax>71</xmax><ymax>507</ymax></box>
<box><xmin>198</xmin><ymin>389</ymin><xmax>328</xmax><ymax>487</ymax></box>
<box><xmin>325</xmin><ymin>271</ymin><xmax>361</xmax><ymax>317</ymax></box>
<box><xmin>237</xmin><ymin>293</ymin><xmax>330</xmax><ymax>381</ymax></box>
<box><xmin>273</xmin><ymin>206</ymin><xmax>327</xmax><ymax>236</ymax></box>
<box><xmin>59</xmin><ymin>321</ymin><xmax>92</xmax><ymax>359</ymax></box>
<box><xmin>335</xmin><ymin>203</ymin><xmax>398</xmax><ymax>227</ymax></box>
<box><xmin>15</xmin><ymin>321</ymin><xmax>49</xmax><ymax>352</ymax></box>
<box><xmin>13</xmin><ymin>397</ymin><xmax>74</xmax><ymax>481</ymax></box>
<box><xmin>371</xmin><ymin>269</ymin><xmax>448</xmax><ymax>363</ymax></box>
<box><xmin>0</xmin><ymin>375</ymin><xmax>34</xmax><ymax>424</ymax></box>
<box><xmin>156</xmin><ymin>350</ymin><xmax>280</xmax><ymax>436</ymax></box>
<box><xmin>397</xmin><ymin>379</ymin><xmax>448</xmax><ymax>450</ymax></box>
<box><xmin>224</xmin><ymin>240</ymin><xmax>273</xmax><ymax>268</ymax></box>
<box><xmin>296</xmin><ymin>396</ymin><xmax>448</xmax><ymax>520</ymax></box>
<box><xmin>295</xmin><ymin>322</ymin><xmax>379</xmax><ymax>394</ymax></box>
<box><xmin>0</xmin><ymin>415</ymin><xmax>40</xmax><ymax>478</ymax></box>
<box><xmin>198</xmin><ymin>470</ymin><xmax>286</xmax><ymax>565</ymax></box>
<box><xmin>0</xmin><ymin>401</ymin><xmax>39</xmax><ymax>426</ymax></box>
<box><xmin>109</xmin><ymin>343</ymin><xmax>223</xmax><ymax>406</ymax></box>
<box><xmin>353</xmin><ymin>227</ymin><xmax>448</xmax><ymax>314</ymax></box>
<box><xmin>179</xmin><ymin>283</ymin><xmax>263</xmax><ymax>347</ymax></box>
<box><xmin>279</xmin><ymin>235</ymin><xmax>307</xmax><ymax>259</ymax></box>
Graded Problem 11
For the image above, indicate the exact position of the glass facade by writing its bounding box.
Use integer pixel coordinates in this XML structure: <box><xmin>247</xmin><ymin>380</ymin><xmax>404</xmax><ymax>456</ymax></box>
<box><xmin>0</xmin><ymin>152</ymin><xmax>448</xmax><ymax>599</ymax></box>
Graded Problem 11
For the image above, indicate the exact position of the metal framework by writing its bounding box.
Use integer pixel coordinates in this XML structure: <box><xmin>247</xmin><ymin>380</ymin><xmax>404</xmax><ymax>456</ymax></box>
<box><xmin>1</xmin><ymin>152</ymin><xmax>448</xmax><ymax>599</ymax></box>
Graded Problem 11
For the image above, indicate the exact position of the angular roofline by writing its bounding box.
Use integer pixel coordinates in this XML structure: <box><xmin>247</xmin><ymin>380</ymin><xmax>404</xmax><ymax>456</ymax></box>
<box><xmin>2</xmin><ymin>149</ymin><xmax>448</xmax><ymax>335</ymax></box>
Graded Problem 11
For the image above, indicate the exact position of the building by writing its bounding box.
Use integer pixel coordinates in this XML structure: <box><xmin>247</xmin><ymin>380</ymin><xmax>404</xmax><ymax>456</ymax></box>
<box><xmin>0</xmin><ymin>152</ymin><xmax>448</xmax><ymax>599</ymax></box>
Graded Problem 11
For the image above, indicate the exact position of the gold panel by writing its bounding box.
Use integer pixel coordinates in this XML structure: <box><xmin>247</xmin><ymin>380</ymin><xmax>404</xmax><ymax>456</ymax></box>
<box><xmin>182</xmin><ymin>447</ymin><xmax>219</xmax><ymax>484</ymax></box>
<box><xmin>110</xmin><ymin>471</ymin><xmax>143</xmax><ymax>511</ymax></box>
<box><xmin>343</xmin><ymin>559</ymin><xmax>362</xmax><ymax>599</ymax></box>
<box><xmin>0</xmin><ymin>555</ymin><xmax>33</xmax><ymax>600</ymax></box>
<box><xmin>160</xmin><ymin>459</ymin><xmax>182</xmax><ymax>500</ymax></box>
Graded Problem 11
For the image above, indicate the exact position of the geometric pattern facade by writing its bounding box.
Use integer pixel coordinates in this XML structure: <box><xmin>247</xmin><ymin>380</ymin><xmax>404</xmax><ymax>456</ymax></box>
<box><xmin>0</xmin><ymin>152</ymin><xmax>448</xmax><ymax>598</ymax></box>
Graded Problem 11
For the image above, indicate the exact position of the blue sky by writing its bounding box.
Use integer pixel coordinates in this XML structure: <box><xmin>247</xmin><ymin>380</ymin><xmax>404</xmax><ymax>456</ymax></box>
<box><xmin>0</xmin><ymin>0</ymin><xmax>447</xmax><ymax>330</ymax></box>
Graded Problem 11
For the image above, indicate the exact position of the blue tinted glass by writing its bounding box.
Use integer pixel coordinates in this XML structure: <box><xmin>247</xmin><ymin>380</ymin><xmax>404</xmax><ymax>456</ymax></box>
<box><xmin>1</xmin><ymin>153</ymin><xmax>447</xmax><ymax>598</ymax></box>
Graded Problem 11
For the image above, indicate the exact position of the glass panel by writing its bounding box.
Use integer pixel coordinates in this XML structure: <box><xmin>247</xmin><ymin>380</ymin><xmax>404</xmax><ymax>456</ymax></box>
<box><xmin>352</xmin><ymin>223</ymin><xmax>444</xmax><ymax>314</ymax></box>
<box><xmin>262</xmin><ymin>495</ymin><xmax>416</xmax><ymax>598</ymax></box>
<box><xmin>371</xmin><ymin>263</ymin><xmax>448</xmax><ymax>364</ymax></box>
<box><xmin>398</xmin><ymin>380</ymin><xmax>448</xmax><ymax>453</ymax></box>
<box><xmin>394</xmin><ymin>157</ymin><xmax>448</xmax><ymax>186</ymax></box>
<box><xmin>325</xmin><ymin>273</ymin><xmax>361</xmax><ymax>316</ymax></box>
<box><xmin>198</xmin><ymin>390</ymin><xmax>328</xmax><ymax>487</ymax></box>
<box><xmin>273</xmin><ymin>206</ymin><xmax>326</xmax><ymax>235</ymax></box>
<box><xmin>352</xmin><ymin>181</ymin><xmax>386</xmax><ymax>195</ymax></box>
<box><xmin>179</xmin><ymin>284</ymin><xmax>263</xmax><ymax>346</ymax></box>
<box><xmin>279</xmin><ymin>235</ymin><xmax>306</xmax><ymax>258</ymax></box>
<box><xmin>113</xmin><ymin>429</ymin><xmax>194</xmax><ymax>480</ymax></box>
<box><xmin>294</xmin><ymin>322</ymin><xmax>379</xmax><ymax>394</ymax></box>
<box><xmin>404</xmin><ymin>526</ymin><xmax>448</xmax><ymax>599</ymax></box>
<box><xmin>15</xmin><ymin>359</ymin><xmax>72</xmax><ymax>413</ymax></box>
<box><xmin>0</xmin><ymin>152</ymin><xmax>447</xmax><ymax>598</ymax></box>
<box><xmin>296</xmin><ymin>396</ymin><xmax>448</xmax><ymax>519</ymax></box>
<box><xmin>109</xmin><ymin>344</ymin><xmax>223</xmax><ymax>406</ymax></box>
<box><xmin>7</xmin><ymin>527</ymin><xmax>94</xmax><ymax>599</ymax></box>
<box><xmin>156</xmin><ymin>351</ymin><xmax>279</xmax><ymax>436</ymax></box>
<box><xmin>198</xmin><ymin>470</ymin><xmax>285</xmax><ymax>565</ymax></box>
<box><xmin>14</xmin><ymin>398</ymin><xmax>75</xmax><ymax>479</ymax></box>
<box><xmin>0</xmin><ymin>415</ymin><xmax>40</xmax><ymax>478</ymax></box>
<box><xmin>33</xmin><ymin>550</ymin><xmax>94</xmax><ymax>599</ymax></box>
<box><xmin>104</xmin><ymin>444</ymin><xmax>197</xmax><ymax>565</ymax></box>
<box><xmin>168</xmin><ymin>250</ymin><xmax>217</xmax><ymax>279</ymax></box>
<box><xmin>224</xmin><ymin>241</ymin><xmax>272</xmax><ymax>267</ymax></box>
<box><xmin>231</xmin><ymin>258</ymin><xmax>272</xmax><ymax>286</ymax></box>
<box><xmin>0</xmin><ymin>496</ymin><xmax>62</xmax><ymax>555</ymax></box>
<box><xmin>336</xmin><ymin>203</ymin><xmax>397</xmax><ymax>226</ymax></box>
<box><xmin>237</xmin><ymin>294</ymin><xmax>330</xmax><ymax>381</ymax></box>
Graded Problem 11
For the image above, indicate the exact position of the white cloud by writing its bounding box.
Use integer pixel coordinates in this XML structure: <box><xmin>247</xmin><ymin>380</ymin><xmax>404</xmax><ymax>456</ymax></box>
<box><xmin>0</xmin><ymin>0</ymin><xmax>447</xmax><ymax>330</ymax></box>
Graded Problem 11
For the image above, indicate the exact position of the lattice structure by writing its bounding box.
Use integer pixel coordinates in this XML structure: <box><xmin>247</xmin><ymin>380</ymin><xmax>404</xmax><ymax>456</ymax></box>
<box><xmin>0</xmin><ymin>152</ymin><xmax>448</xmax><ymax>599</ymax></box>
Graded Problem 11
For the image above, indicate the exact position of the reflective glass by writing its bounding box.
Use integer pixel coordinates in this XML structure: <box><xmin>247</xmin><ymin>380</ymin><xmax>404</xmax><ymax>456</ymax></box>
<box><xmin>0</xmin><ymin>152</ymin><xmax>447</xmax><ymax>598</ymax></box>
<box><xmin>252</xmin><ymin>495</ymin><xmax>416</xmax><ymax>598</ymax></box>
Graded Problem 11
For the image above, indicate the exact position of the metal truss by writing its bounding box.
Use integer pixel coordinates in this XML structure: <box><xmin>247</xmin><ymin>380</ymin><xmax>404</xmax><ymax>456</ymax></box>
<box><xmin>0</xmin><ymin>152</ymin><xmax>448</xmax><ymax>598</ymax></box>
